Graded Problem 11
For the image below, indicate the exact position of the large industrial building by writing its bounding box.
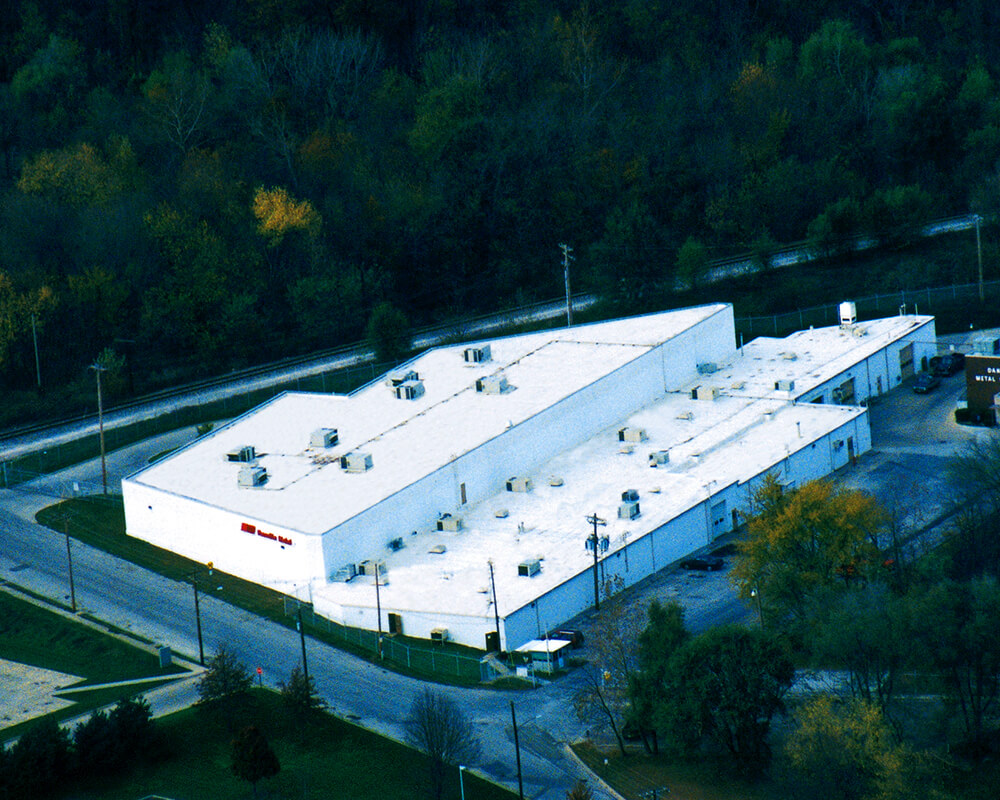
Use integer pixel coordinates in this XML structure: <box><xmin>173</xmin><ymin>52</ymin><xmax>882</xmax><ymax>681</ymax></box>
<box><xmin>122</xmin><ymin>302</ymin><xmax>936</xmax><ymax>650</ymax></box>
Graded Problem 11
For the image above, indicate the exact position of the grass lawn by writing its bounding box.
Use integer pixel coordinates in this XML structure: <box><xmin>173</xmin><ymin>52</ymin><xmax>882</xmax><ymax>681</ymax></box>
<box><xmin>74</xmin><ymin>690</ymin><xmax>517</xmax><ymax>800</ymax></box>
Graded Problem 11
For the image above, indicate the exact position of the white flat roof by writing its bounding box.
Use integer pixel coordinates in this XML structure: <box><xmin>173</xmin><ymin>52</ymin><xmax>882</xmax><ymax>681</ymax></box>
<box><xmin>128</xmin><ymin>304</ymin><xmax>731</xmax><ymax>534</ymax></box>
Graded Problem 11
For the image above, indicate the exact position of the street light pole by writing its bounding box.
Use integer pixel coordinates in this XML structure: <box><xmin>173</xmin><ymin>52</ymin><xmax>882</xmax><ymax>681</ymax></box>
<box><xmin>297</xmin><ymin>605</ymin><xmax>309</xmax><ymax>683</ymax></box>
<box><xmin>375</xmin><ymin>563</ymin><xmax>383</xmax><ymax>659</ymax></box>
<box><xmin>459</xmin><ymin>765</ymin><xmax>467</xmax><ymax>800</ymax></box>
<box><xmin>187</xmin><ymin>563</ymin><xmax>214</xmax><ymax>666</ymax></box>
<box><xmin>751</xmin><ymin>587</ymin><xmax>764</xmax><ymax>627</ymax></box>
<box><xmin>560</xmin><ymin>243</ymin><xmax>574</xmax><ymax>327</ymax></box>
<box><xmin>585</xmin><ymin>513</ymin><xmax>607</xmax><ymax>611</ymax></box>
<box><xmin>89</xmin><ymin>361</ymin><xmax>108</xmax><ymax>495</ymax></box>
<box><xmin>488</xmin><ymin>559</ymin><xmax>501</xmax><ymax>651</ymax></box>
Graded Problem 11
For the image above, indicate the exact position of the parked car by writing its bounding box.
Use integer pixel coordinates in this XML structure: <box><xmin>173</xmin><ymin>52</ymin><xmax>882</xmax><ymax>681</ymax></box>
<box><xmin>933</xmin><ymin>352</ymin><xmax>965</xmax><ymax>376</ymax></box>
<box><xmin>550</xmin><ymin>629</ymin><xmax>584</xmax><ymax>648</ymax></box>
<box><xmin>913</xmin><ymin>371</ymin><xmax>941</xmax><ymax>394</ymax></box>
<box><xmin>679</xmin><ymin>555</ymin><xmax>724</xmax><ymax>571</ymax></box>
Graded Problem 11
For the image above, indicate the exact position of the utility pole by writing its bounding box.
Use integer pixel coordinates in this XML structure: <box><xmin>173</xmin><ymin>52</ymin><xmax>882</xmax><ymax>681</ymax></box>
<box><xmin>31</xmin><ymin>314</ymin><xmax>41</xmax><ymax>392</ymax></box>
<box><xmin>585</xmin><ymin>513</ymin><xmax>607</xmax><ymax>611</ymax></box>
<box><xmin>375</xmin><ymin>563</ymin><xmax>383</xmax><ymax>659</ymax></box>
<box><xmin>63</xmin><ymin>512</ymin><xmax>76</xmax><ymax>613</ymax></box>
<box><xmin>488</xmin><ymin>560</ymin><xmax>501</xmax><ymax>651</ymax></box>
<box><xmin>976</xmin><ymin>214</ymin><xmax>984</xmax><ymax>303</ymax></box>
<box><xmin>510</xmin><ymin>701</ymin><xmax>525</xmax><ymax>800</ymax></box>
<box><xmin>89</xmin><ymin>360</ymin><xmax>108</xmax><ymax>495</ymax></box>
<box><xmin>560</xmin><ymin>243</ymin><xmax>574</xmax><ymax>327</ymax></box>
<box><xmin>297</xmin><ymin>605</ymin><xmax>309</xmax><ymax>683</ymax></box>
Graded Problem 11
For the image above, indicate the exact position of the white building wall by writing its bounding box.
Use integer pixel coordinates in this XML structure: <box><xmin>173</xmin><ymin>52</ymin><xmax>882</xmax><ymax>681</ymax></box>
<box><xmin>122</xmin><ymin>481</ymin><xmax>325</xmax><ymax>586</ymax></box>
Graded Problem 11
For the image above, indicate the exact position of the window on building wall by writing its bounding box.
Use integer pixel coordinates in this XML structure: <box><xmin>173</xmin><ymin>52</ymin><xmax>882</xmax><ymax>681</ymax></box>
<box><xmin>460</xmin><ymin>483</ymin><xmax>467</xmax><ymax>504</ymax></box>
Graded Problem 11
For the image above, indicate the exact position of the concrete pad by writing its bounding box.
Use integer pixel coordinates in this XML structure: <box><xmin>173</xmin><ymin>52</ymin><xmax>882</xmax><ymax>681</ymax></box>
<box><xmin>0</xmin><ymin>658</ymin><xmax>83</xmax><ymax>730</ymax></box>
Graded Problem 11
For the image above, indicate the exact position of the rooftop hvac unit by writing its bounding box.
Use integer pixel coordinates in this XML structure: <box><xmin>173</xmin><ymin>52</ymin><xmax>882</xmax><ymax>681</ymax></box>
<box><xmin>586</xmin><ymin>535</ymin><xmax>610</xmax><ymax>553</ymax></box>
<box><xmin>518</xmin><ymin>559</ymin><xmax>541</xmax><ymax>577</ymax></box>
<box><xmin>649</xmin><ymin>450</ymin><xmax>670</xmax><ymax>467</ymax></box>
<box><xmin>475</xmin><ymin>373</ymin><xmax>509</xmax><ymax>394</ymax></box>
<box><xmin>839</xmin><ymin>300</ymin><xmax>857</xmax><ymax>326</ymax></box>
<box><xmin>774</xmin><ymin>379</ymin><xmax>795</xmax><ymax>392</ymax></box>
<box><xmin>677</xmin><ymin>411</ymin><xmax>694</xmax><ymax>420</ymax></box>
<box><xmin>463</xmin><ymin>344</ymin><xmax>491</xmax><ymax>363</ymax></box>
<box><xmin>387</xmin><ymin>537</ymin><xmax>404</xmax><ymax>551</ymax></box>
<box><xmin>618</xmin><ymin>426</ymin><xmax>647</xmax><ymax>443</ymax></box>
<box><xmin>618</xmin><ymin>500</ymin><xmax>641</xmax><ymax>520</ymax></box>
<box><xmin>973</xmin><ymin>336</ymin><xmax>1000</xmax><ymax>355</ymax></box>
<box><xmin>430</xmin><ymin>627</ymin><xmax>449</xmax><ymax>642</ymax></box>
<box><xmin>386</xmin><ymin>369</ymin><xmax>419</xmax><ymax>387</ymax></box>
<box><xmin>309</xmin><ymin>428</ymin><xmax>339</xmax><ymax>448</ymax></box>
<box><xmin>358</xmin><ymin>559</ymin><xmax>386</xmax><ymax>577</ymax></box>
<box><xmin>436</xmin><ymin>513</ymin><xmax>463</xmax><ymax>532</ymax></box>
<box><xmin>237</xmin><ymin>465</ymin><xmax>267</xmax><ymax>487</ymax></box>
<box><xmin>692</xmin><ymin>385</ymin><xmax>719</xmax><ymax>401</ymax></box>
<box><xmin>340</xmin><ymin>451</ymin><xmax>373</xmax><ymax>473</ymax></box>
<box><xmin>697</xmin><ymin>362</ymin><xmax>718</xmax><ymax>374</ymax></box>
<box><xmin>331</xmin><ymin>563</ymin><xmax>357</xmax><ymax>583</ymax></box>
<box><xmin>506</xmin><ymin>476</ymin><xmax>533</xmax><ymax>493</ymax></box>
<box><xmin>227</xmin><ymin>445</ymin><xmax>256</xmax><ymax>463</ymax></box>
<box><xmin>394</xmin><ymin>379</ymin><xmax>425</xmax><ymax>400</ymax></box>
<box><xmin>621</xmin><ymin>488</ymin><xmax>639</xmax><ymax>502</ymax></box>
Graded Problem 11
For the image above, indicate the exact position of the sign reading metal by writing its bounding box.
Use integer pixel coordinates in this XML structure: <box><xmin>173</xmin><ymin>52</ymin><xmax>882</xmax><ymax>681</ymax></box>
<box><xmin>240</xmin><ymin>522</ymin><xmax>293</xmax><ymax>546</ymax></box>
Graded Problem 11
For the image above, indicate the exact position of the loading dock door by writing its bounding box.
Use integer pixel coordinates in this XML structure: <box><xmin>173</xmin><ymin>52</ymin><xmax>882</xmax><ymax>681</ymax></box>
<box><xmin>899</xmin><ymin>344</ymin><xmax>914</xmax><ymax>380</ymax></box>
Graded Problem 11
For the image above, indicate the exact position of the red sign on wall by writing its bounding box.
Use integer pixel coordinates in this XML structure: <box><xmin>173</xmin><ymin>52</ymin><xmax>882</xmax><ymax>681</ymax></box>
<box><xmin>239</xmin><ymin>522</ymin><xmax>292</xmax><ymax>546</ymax></box>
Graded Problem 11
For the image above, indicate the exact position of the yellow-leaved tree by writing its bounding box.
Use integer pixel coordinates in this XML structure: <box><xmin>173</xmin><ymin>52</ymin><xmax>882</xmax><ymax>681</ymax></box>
<box><xmin>732</xmin><ymin>474</ymin><xmax>886</xmax><ymax>626</ymax></box>
<box><xmin>0</xmin><ymin>272</ymin><xmax>54</xmax><ymax>369</ymax></box>
<box><xmin>17</xmin><ymin>138</ymin><xmax>141</xmax><ymax>207</ymax></box>
<box><xmin>252</xmin><ymin>186</ymin><xmax>320</xmax><ymax>247</ymax></box>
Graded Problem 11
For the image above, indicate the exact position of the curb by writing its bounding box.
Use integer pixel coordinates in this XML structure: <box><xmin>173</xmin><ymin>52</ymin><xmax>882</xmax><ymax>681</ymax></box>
<box><xmin>561</xmin><ymin>741</ymin><xmax>630</xmax><ymax>800</ymax></box>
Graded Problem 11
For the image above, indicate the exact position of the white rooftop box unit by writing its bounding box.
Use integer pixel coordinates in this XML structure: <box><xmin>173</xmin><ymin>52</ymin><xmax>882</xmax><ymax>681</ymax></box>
<box><xmin>774</xmin><ymin>379</ymin><xmax>796</xmax><ymax>392</ymax></box>
<box><xmin>358</xmin><ymin>559</ymin><xmax>386</xmax><ymax>577</ymax></box>
<box><xmin>386</xmin><ymin>369</ymin><xmax>419</xmax><ymax>387</ymax></box>
<box><xmin>430</xmin><ymin>627</ymin><xmax>449</xmax><ymax>642</ymax></box>
<box><xmin>618</xmin><ymin>500</ymin><xmax>641</xmax><ymax>520</ymax></box>
<box><xmin>621</xmin><ymin>488</ymin><xmax>639</xmax><ymax>502</ymax></box>
<box><xmin>697</xmin><ymin>362</ymin><xmax>718</xmax><ymax>374</ymax></box>
<box><xmin>436</xmin><ymin>513</ymin><xmax>463</xmax><ymax>532</ymax></box>
<box><xmin>506</xmin><ymin>476</ymin><xmax>533</xmax><ymax>493</ymax></box>
<box><xmin>839</xmin><ymin>301</ymin><xmax>857</xmax><ymax>326</ymax></box>
<box><xmin>475</xmin><ymin>373</ymin><xmax>510</xmax><ymax>394</ymax></box>
<box><xmin>618</xmin><ymin>426</ymin><xmax>647</xmax><ymax>443</ymax></box>
<box><xmin>518</xmin><ymin>559</ymin><xmax>541</xmax><ymax>577</ymax></box>
<box><xmin>463</xmin><ymin>344</ymin><xmax>491</xmax><ymax>363</ymax></box>
<box><xmin>394</xmin><ymin>379</ymin><xmax>425</xmax><ymax>400</ymax></box>
<box><xmin>331</xmin><ymin>563</ymin><xmax>357</xmax><ymax>582</ymax></box>
<box><xmin>309</xmin><ymin>428</ymin><xmax>339</xmax><ymax>448</ymax></box>
<box><xmin>692</xmin><ymin>385</ymin><xmax>719</xmax><ymax>401</ymax></box>
<box><xmin>340</xmin><ymin>451</ymin><xmax>373</xmax><ymax>473</ymax></box>
<box><xmin>227</xmin><ymin>445</ymin><xmax>256</xmax><ymax>463</ymax></box>
<box><xmin>649</xmin><ymin>450</ymin><xmax>670</xmax><ymax>467</ymax></box>
<box><xmin>237</xmin><ymin>465</ymin><xmax>267</xmax><ymax>487</ymax></box>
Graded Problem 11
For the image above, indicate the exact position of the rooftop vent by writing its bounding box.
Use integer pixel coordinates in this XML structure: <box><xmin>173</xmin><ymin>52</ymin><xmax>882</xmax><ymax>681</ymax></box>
<box><xmin>428</xmin><ymin>544</ymin><xmax>447</xmax><ymax>554</ymax></box>
<box><xmin>237</xmin><ymin>465</ymin><xmax>267</xmax><ymax>488</ymax></box>
<box><xmin>387</xmin><ymin>537</ymin><xmax>405</xmax><ymax>551</ymax></box>
<box><xmin>330</xmin><ymin>563</ymin><xmax>357</xmax><ymax>583</ymax></box>
<box><xmin>436</xmin><ymin>513</ymin><xmax>463</xmax><ymax>532</ymax></box>
<box><xmin>677</xmin><ymin>411</ymin><xmax>694</xmax><ymax>420</ymax></box>
<box><xmin>309</xmin><ymin>428</ymin><xmax>339</xmax><ymax>448</ymax></box>
<box><xmin>506</xmin><ymin>476</ymin><xmax>533</xmax><ymax>493</ymax></box>
<box><xmin>781</xmin><ymin>352</ymin><xmax>798</xmax><ymax>361</ymax></box>
<box><xmin>548</xmin><ymin>476</ymin><xmax>565</xmax><ymax>487</ymax></box>
<box><xmin>697</xmin><ymin>362</ymin><xmax>718</xmax><ymax>374</ymax></box>
<box><xmin>386</xmin><ymin>369</ymin><xmax>419</xmax><ymax>387</ymax></box>
<box><xmin>227</xmin><ymin>445</ymin><xmax>256</xmax><ymax>463</ymax></box>
<box><xmin>839</xmin><ymin>301</ymin><xmax>857</xmax><ymax>326</ymax></box>
<box><xmin>518</xmin><ymin>559</ymin><xmax>541</xmax><ymax>577</ymax></box>
<box><xmin>463</xmin><ymin>344</ymin><xmax>492</xmax><ymax>363</ymax></box>
<box><xmin>649</xmin><ymin>450</ymin><xmax>670</xmax><ymax>467</ymax></box>
<box><xmin>475</xmin><ymin>373</ymin><xmax>510</xmax><ymax>394</ymax></box>
<box><xmin>618</xmin><ymin>426</ymin><xmax>647</xmax><ymax>443</ymax></box>
<box><xmin>394</xmin><ymin>379</ymin><xmax>425</xmax><ymax>400</ymax></box>
<box><xmin>494</xmin><ymin>508</ymin><xmax>509</xmax><ymax>518</ymax></box>
<box><xmin>340</xmin><ymin>451</ymin><xmax>373</xmax><ymax>473</ymax></box>
<box><xmin>774</xmin><ymin>379</ymin><xmax>795</xmax><ymax>392</ymax></box>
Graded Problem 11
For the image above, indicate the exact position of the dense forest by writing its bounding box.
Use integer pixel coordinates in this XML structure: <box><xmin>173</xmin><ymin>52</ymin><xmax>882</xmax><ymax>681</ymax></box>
<box><xmin>1</xmin><ymin>0</ymin><xmax>999</xmax><ymax>405</ymax></box>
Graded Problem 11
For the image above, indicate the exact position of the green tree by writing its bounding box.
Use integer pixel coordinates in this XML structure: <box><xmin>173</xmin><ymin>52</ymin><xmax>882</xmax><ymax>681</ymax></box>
<box><xmin>73</xmin><ymin>708</ymin><xmax>118</xmax><ymax>777</ymax></box>
<box><xmin>231</xmin><ymin>725</ymin><xmax>280</xmax><ymax>799</ymax></box>
<box><xmin>674</xmin><ymin>237</ymin><xmax>709</xmax><ymax>290</ymax></box>
<box><xmin>8</xmin><ymin>716</ymin><xmax>72</xmax><ymax>797</ymax></box>
<box><xmin>912</xmin><ymin>577</ymin><xmax>1000</xmax><ymax>752</ymax></box>
<box><xmin>732</xmin><ymin>475</ymin><xmax>886</xmax><ymax>627</ymax></box>
<box><xmin>783</xmin><ymin>695</ymin><xmax>908</xmax><ymax>800</ymax></box>
<box><xmin>198</xmin><ymin>644</ymin><xmax>253</xmax><ymax>705</ymax></box>
<box><xmin>658</xmin><ymin>625</ymin><xmax>794</xmax><ymax>773</ymax></box>
<box><xmin>279</xmin><ymin>664</ymin><xmax>326</xmax><ymax>719</ymax></box>
<box><xmin>627</xmin><ymin>599</ymin><xmax>689</xmax><ymax>753</ymax></box>
<box><xmin>404</xmin><ymin>689</ymin><xmax>480</xmax><ymax>800</ymax></box>
<box><xmin>367</xmin><ymin>301</ymin><xmax>411</xmax><ymax>364</ymax></box>
<box><xmin>943</xmin><ymin>434</ymin><xmax>1000</xmax><ymax>578</ymax></box>
<box><xmin>589</xmin><ymin>199</ymin><xmax>665</xmax><ymax>305</ymax></box>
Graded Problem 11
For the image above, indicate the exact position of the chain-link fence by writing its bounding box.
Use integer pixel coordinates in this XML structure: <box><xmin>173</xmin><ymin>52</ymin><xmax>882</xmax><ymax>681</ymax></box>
<box><xmin>284</xmin><ymin>598</ymin><xmax>487</xmax><ymax>683</ymax></box>
<box><xmin>735</xmin><ymin>279</ymin><xmax>1000</xmax><ymax>341</ymax></box>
